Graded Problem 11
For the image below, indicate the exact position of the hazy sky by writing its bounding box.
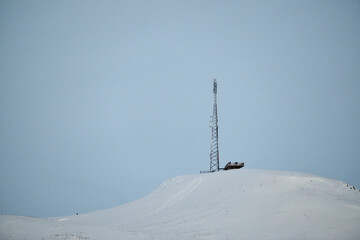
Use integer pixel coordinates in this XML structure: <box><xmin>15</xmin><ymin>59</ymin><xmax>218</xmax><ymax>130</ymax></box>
<box><xmin>1</xmin><ymin>0</ymin><xmax>359</xmax><ymax>218</ymax></box>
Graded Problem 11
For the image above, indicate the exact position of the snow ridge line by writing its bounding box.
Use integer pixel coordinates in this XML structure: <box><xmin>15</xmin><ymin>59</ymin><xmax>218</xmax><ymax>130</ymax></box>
<box><xmin>146</xmin><ymin>176</ymin><xmax>203</xmax><ymax>217</ymax></box>
<box><xmin>162</xmin><ymin>176</ymin><xmax>203</xmax><ymax>209</ymax></box>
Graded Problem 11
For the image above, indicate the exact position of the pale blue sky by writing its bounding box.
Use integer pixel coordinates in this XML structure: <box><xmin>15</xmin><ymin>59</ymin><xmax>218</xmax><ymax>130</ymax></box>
<box><xmin>1</xmin><ymin>0</ymin><xmax>359</xmax><ymax>217</ymax></box>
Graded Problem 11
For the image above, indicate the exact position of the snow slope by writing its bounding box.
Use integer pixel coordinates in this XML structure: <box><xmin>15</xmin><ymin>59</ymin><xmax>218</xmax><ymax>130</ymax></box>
<box><xmin>1</xmin><ymin>169</ymin><xmax>360</xmax><ymax>240</ymax></box>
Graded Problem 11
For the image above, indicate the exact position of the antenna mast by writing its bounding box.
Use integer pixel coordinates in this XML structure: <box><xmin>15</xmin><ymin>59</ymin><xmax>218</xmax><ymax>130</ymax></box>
<box><xmin>210</xmin><ymin>78</ymin><xmax>220</xmax><ymax>172</ymax></box>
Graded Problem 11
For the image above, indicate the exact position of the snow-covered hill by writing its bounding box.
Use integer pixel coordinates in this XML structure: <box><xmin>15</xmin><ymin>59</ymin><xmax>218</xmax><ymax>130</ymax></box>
<box><xmin>1</xmin><ymin>169</ymin><xmax>360</xmax><ymax>240</ymax></box>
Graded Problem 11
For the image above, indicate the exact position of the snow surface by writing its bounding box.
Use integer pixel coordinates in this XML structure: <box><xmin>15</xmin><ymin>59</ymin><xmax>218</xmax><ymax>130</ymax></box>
<box><xmin>1</xmin><ymin>169</ymin><xmax>360</xmax><ymax>240</ymax></box>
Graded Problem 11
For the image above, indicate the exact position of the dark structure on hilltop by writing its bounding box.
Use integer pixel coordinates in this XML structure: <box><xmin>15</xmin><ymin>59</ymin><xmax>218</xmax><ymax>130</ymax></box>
<box><xmin>224</xmin><ymin>161</ymin><xmax>245</xmax><ymax>170</ymax></box>
<box><xmin>202</xmin><ymin>79</ymin><xmax>244</xmax><ymax>173</ymax></box>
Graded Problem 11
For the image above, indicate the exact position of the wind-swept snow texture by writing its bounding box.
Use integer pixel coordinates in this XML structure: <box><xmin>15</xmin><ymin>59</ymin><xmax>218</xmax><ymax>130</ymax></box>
<box><xmin>1</xmin><ymin>169</ymin><xmax>360</xmax><ymax>240</ymax></box>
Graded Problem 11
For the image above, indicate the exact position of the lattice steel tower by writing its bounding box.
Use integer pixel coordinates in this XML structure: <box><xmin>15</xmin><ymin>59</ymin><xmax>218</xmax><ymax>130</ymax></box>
<box><xmin>209</xmin><ymin>78</ymin><xmax>220</xmax><ymax>172</ymax></box>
